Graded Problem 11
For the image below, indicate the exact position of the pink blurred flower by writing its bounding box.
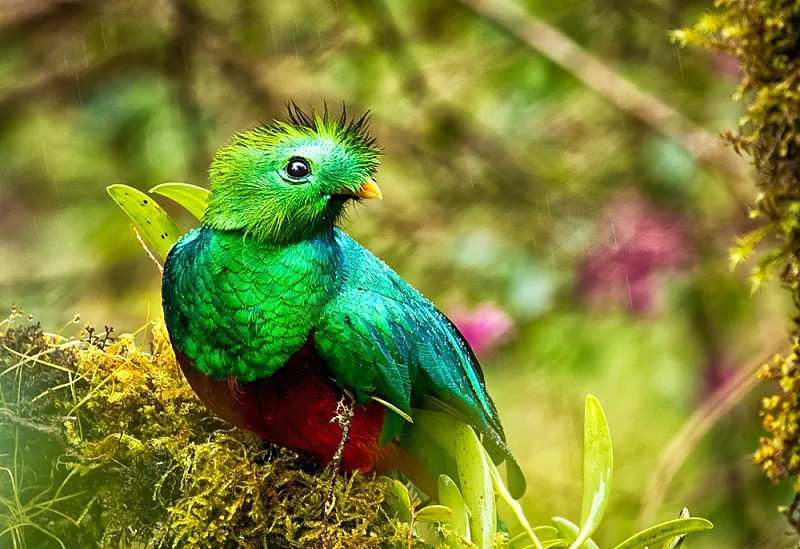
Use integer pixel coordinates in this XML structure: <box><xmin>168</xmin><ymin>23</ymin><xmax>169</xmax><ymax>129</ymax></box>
<box><xmin>578</xmin><ymin>191</ymin><xmax>690</xmax><ymax>313</ymax></box>
<box><xmin>450</xmin><ymin>303</ymin><xmax>515</xmax><ymax>356</ymax></box>
<box><xmin>712</xmin><ymin>52</ymin><xmax>742</xmax><ymax>82</ymax></box>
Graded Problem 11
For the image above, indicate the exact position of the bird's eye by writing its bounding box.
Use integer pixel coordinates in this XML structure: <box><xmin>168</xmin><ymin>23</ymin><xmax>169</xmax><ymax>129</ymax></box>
<box><xmin>285</xmin><ymin>157</ymin><xmax>311</xmax><ymax>180</ymax></box>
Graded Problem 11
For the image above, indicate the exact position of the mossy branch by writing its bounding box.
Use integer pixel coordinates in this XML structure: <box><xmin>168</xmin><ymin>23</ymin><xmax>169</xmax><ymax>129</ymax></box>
<box><xmin>677</xmin><ymin>0</ymin><xmax>800</xmax><ymax>535</ymax></box>
<box><xmin>0</xmin><ymin>317</ymin><xmax>402</xmax><ymax>549</ymax></box>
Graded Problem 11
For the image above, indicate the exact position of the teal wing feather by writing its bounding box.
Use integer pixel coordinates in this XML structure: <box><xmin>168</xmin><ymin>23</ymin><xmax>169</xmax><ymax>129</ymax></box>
<box><xmin>314</xmin><ymin>231</ymin><xmax>525</xmax><ymax>497</ymax></box>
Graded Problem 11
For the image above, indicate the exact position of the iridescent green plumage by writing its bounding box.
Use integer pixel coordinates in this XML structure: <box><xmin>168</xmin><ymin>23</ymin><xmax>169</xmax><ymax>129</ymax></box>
<box><xmin>162</xmin><ymin>105</ymin><xmax>525</xmax><ymax>498</ymax></box>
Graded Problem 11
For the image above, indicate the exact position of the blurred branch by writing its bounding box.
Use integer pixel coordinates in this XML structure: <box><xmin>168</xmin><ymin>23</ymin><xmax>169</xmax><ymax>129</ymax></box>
<box><xmin>0</xmin><ymin>47</ymin><xmax>162</xmax><ymax>115</ymax></box>
<box><xmin>348</xmin><ymin>0</ymin><xmax>553</xmax><ymax>209</ymax></box>
<box><xmin>0</xmin><ymin>0</ymin><xmax>87</xmax><ymax>29</ymax></box>
<box><xmin>0</xmin><ymin>408</ymin><xmax>61</xmax><ymax>437</ymax></box>
<box><xmin>169</xmin><ymin>0</ymin><xmax>275</xmax><ymax>113</ymax></box>
<box><xmin>166</xmin><ymin>0</ymin><xmax>209</xmax><ymax>173</ymax></box>
<box><xmin>0</xmin><ymin>409</ymin><xmax>90</xmax><ymax>465</ymax></box>
<box><xmin>637</xmin><ymin>347</ymin><xmax>776</xmax><ymax>527</ymax></box>
<box><xmin>0</xmin><ymin>0</ymin><xmax>274</xmax><ymax>126</ymax></box>
<box><xmin>455</xmin><ymin>0</ymin><xmax>753</xmax><ymax>211</ymax></box>
<box><xmin>348</xmin><ymin>0</ymin><xmax>429</xmax><ymax>100</ymax></box>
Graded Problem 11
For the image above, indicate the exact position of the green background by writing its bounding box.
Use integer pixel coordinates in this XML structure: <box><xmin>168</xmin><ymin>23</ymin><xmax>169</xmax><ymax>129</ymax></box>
<box><xmin>0</xmin><ymin>0</ymin><xmax>790</xmax><ymax>547</ymax></box>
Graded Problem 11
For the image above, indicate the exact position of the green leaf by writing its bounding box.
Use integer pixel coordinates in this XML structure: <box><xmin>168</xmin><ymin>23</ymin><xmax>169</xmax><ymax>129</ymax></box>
<box><xmin>415</xmin><ymin>504</ymin><xmax>455</xmax><ymax>523</ymax></box>
<box><xmin>551</xmin><ymin>517</ymin><xmax>599</xmax><ymax>549</ymax></box>
<box><xmin>570</xmin><ymin>395</ymin><xmax>613</xmax><ymax>549</ymax></box>
<box><xmin>149</xmin><ymin>182</ymin><xmax>210</xmax><ymax>220</ymax></box>
<box><xmin>415</xmin><ymin>411</ymin><xmax>535</xmax><ymax>548</ymax></box>
<box><xmin>508</xmin><ymin>526</ymin><xmax>558</xmax><ymax>546</ymax></box>
<box><xmin>520</xmin><ymin>541</ymin><xmax>568</xmax><ymax>549</ymax></box>
<box><xmin>387</xmin><ymin>479</ymin><xmax>412</xmax><ymax>523</ymax></box>
<box><xmin>519</xmin><ymin>541</ymin><xmax>567</xmax><ymax>549</ymax></box>
<box><xmin>661</xmin><ymin>537</ymin><xmax>686</xmax><ymax>549</ymax></box>
<box><xmin>107</xmin><ymin>184</ymin><xmax>181</xmax><ymax>260</ymax></box>
<box><xmin>551</xmin><ymin>517</ymin><xmax>576</xmax><ymax>542</ymax></box>
<box><xmin>414</xmin><ymin>409</ymin><xmax>460</xmax><ymax>457</ymax></box>
<box><xmin>481</xmin><ymin>446</ymin><xmax>543</xmax><ymax>549</ymax></box>
<box><xmin>438</xmin><ymin>474</ymin><xmax>470</xmax><ymax>542</ymax></box>
<box><xmin>454</xmin><ymin>423</ymin><xmax>495</xmax><ymax>549</ymax></box>
<box><xmin>659</xmin><ymin>508</ymin><xmax>690</xmax><ymax>549</ymax></box>
<box><xmin>750</xmin><ymin>249</ymin><xmax>783</xmax><ymax>292</ymax></box>
<box><xmin>610</xmin><ymin>518</ymin><xmax>713</xmax><ymax>549</ymax></box>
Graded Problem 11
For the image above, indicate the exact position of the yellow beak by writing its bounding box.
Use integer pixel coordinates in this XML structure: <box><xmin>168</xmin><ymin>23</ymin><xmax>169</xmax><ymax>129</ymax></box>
<box><xmin>339</xmin><ymin>178</ymin><xmax>382</xmax><ymax>200</ymax></box>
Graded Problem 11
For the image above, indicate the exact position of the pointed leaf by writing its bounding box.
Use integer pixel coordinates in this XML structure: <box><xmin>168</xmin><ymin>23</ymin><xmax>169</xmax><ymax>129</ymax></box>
<box><xmin>414</xmin><ymin>409</ymin><xmax>460</xmax><ymax>458</ymax></box>
<box><xmin>416</xmin><ymin>505</ymin><xmax>455</xmax><ymax>523</ymax></box>
<box><xmin>416</xmin><ymin>412</ymin><xmax>522</xmax><ymax>548</ymax></box>
<box><xmin>482</xmin><ymin>446</ymin><xmax>543</xmax><ymax>549</ymax></box>
<box><xmin>107</xmin><ymin>184</ymin><xmax>181</xmax><ymax>260</ymax></box>
<box><xmin>509</xmin><ymin>526</ymin><xmax>558</xmax><ymax>546</ymax></box>
<box><xmin>454</xmin><ymin>423</ymin><xmax>495</xmax><ymax>549</ymax></box>
<box><xmin>660</xmin><ymin>533</ymin><xmax>686</xmax><ymax>549</ymax></box>
<box><xmin>551</xmin><ymin>517</ymin><xmax>577</xmax><ymax>542</ymax></box>
<box><xmin>438</xmin><ymin>474</ymin><xmax>470</xmax><ymax>542</ymax></box>
<box><xmin>149</xmin><ymin>182</ymin><xmax>210</xmax><ymax>220</ymax></box>
<box><xmin>570</xmin><ymin>395</ymin><xmax>613</xmax><ymax>549</ymax></box>
<box><xmin>551</xmin><ymin>517</ymin><xmax>599</xmax><ymax>549</ymax></box>
<box><xmin>387</xmin><ymin>479</ymin><xmax>412</xmax><ymax>523</ymax></box>
<box><xmin>660</xmin><ymin>508</ymin><xmax>690</xmax><ymax>549</ymax></box>
<box><xmin>610</xmin><ymin>518</ymin><xmax>712</xmax><ymax>549</ymax></box>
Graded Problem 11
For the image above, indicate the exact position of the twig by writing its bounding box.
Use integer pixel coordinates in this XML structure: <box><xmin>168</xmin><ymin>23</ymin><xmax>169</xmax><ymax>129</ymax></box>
<box><xmin>321</xmin><ymin>394</ymin><xmax>355</xmax><ymax>549</ymax></box>
<box><xmin>455</xmin><ymin>0</ymin><xmax>752</xmax><ymax>211</ymax></box>
<box><xmin>0</xmin><ymin>408</ymin><xmax>61</xmax><ymax>437</ymax></box>
<box><xmin>637</xmin><ymin>347</ymin><xmax>781</xmax><ymax>526</ymax></box>
<box><xmin>132</xmin><ymin>225</ymin><xmax>163</xmax><ymax>275</ymax></box>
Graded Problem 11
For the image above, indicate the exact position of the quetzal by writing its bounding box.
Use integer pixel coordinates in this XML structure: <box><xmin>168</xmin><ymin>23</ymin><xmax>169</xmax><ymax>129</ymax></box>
<box><xmin>161</xmin><ymin>105</ymin><xmax>525</xmax><ymax>499</ymax></box>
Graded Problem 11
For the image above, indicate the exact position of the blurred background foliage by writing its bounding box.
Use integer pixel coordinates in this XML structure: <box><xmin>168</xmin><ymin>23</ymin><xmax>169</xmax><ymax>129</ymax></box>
<box><xmin>0</xmin><ymin>0</ymin><xmax>794</xmax><ymax>547</ymax></box>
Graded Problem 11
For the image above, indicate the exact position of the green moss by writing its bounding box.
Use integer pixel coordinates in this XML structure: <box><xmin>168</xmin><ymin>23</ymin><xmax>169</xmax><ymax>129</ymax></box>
<box><xmin>0</xmin><ymin>313</ymin><xmax>419</xmax><ymax>548</ymax></box>
<box><xmin>675</xmin><ymin>0</ymin><xmax>800</xmax><ymax>532</ymax></box>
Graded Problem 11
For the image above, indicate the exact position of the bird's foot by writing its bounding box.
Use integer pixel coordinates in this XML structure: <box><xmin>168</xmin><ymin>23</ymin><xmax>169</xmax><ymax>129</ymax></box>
<box><xmin>321</xmin><ymin>394</ymin><xmax>355</xmax><ymax>549</ymax></box>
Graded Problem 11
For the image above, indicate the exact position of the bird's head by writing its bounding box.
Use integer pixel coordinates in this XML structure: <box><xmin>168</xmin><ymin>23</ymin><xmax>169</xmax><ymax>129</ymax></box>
<box><xmin>204</xmin><ymin>104</ymin><xmax>382</xmax><ymax>245</ymax></box>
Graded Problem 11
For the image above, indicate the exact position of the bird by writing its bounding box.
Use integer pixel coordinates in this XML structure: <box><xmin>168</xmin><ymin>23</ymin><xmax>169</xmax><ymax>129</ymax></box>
<box><xmin>161</xmin><ymin>104</ymin><xmax>525</xmax><ymax>499</ymax></box>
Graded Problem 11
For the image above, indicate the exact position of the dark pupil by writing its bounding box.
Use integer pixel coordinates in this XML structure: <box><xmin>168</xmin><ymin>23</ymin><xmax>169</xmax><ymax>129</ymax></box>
<box><xmin>286</xmin><ymin>159</ymin><xmax>310</xmax><ymax>179</ymax></box>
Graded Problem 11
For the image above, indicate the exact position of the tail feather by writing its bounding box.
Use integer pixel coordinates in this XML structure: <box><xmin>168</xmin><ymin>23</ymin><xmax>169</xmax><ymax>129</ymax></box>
<box><xmin>483</xmin><ymin>437</ymin><xmax>526</xmax><ymax>500</ymax></box>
